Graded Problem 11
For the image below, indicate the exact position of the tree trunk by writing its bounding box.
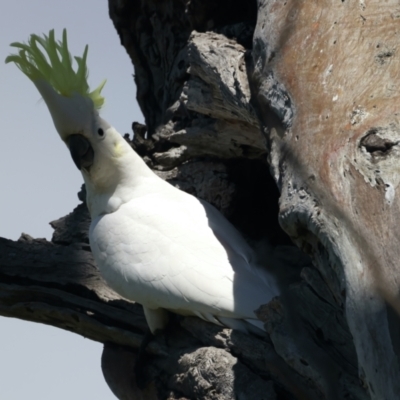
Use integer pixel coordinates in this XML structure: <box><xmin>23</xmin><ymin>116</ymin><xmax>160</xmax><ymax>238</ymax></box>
<box><xmin>1</xmin><ymin>0</ymin><xmax>399</xmax><ymax>399</ymax></box>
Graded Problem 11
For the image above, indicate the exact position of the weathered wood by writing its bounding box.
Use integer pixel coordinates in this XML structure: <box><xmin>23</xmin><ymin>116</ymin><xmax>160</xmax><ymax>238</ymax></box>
<box><xmin>2</xmin><ymin>0</ymin><xmax>398</xmax><ymax>399</ymax></box>
<box><xmin>106</xmin><ymin>0</ymin><xmax>373</xmax><ymax>398</ymax></box>
<box><xmin>108</xmin><ymin>0</ymin><xmax>400</xmax><ymax>398</ymax></box>
<box><xmin>0</xmin><ymin>215</ymin><xmax>153</xmax><ymax>352</ymax></box>
<box><xmin>250</xmin><ymin>1</ymin><xmax>400</xmax><ymax>399</ymax></box>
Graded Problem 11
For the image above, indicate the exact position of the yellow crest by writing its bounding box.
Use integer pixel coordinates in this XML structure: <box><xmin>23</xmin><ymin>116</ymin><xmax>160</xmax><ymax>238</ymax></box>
<box><xmin>5</xmin><ymin>29</ymin><xmax>106</xmax><ymax>109</ymax></box>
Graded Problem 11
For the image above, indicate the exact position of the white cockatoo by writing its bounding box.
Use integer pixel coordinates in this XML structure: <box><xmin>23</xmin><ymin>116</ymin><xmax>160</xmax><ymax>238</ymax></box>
<box><xmin>6</xmin><ymin>30</ymin><xmax>279</xmax><ymax>335</ymax></box>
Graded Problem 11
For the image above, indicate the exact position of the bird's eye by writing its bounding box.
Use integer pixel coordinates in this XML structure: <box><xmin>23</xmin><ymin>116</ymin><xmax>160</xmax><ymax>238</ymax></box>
<box><xmin>97</xmin><ymin>128</ymin><xmax>104</xmax><ymax>137</ymax></box>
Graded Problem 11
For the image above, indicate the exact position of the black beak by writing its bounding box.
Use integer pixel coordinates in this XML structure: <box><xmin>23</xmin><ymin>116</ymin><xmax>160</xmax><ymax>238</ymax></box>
<box><xmin>67</xmin><ymin>135</ymin><xmax>94</xmax><ymax>171</ymax></box>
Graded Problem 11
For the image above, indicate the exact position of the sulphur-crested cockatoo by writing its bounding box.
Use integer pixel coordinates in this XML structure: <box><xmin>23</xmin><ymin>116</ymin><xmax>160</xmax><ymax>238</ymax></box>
<box><xmin>6</xmin><ymin>30</ymin><xmax>279</xmax><ymax>335</ymax></box>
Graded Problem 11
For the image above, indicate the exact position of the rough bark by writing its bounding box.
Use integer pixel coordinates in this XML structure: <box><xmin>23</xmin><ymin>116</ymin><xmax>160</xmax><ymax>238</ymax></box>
<box><xmin>1</xmin><ymin>0</ymin><xmax>399</xmax><ymax>399</ymax></box>
<box><xmin>108</xmin><ymin>0</ymin><xmax>400</xmax><ymax>398</ymax></box>
<box><xmin>250</xmin><ymin>2</ymin><xmax>400</xmax><ymax>399</ymax></box>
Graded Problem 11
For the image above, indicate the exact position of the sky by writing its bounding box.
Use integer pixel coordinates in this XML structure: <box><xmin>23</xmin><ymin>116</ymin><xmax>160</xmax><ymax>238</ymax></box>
<box><xmin>0</xmin><ymin>0</ymin><xmax>143</xmax><ymax>398</ymax></box>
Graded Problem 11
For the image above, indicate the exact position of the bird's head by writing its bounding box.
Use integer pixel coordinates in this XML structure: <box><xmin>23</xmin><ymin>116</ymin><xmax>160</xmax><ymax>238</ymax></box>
<box><xmin>6</xmin><ymin>29</ymin><xmax>144</xmax><ymax>214</ymax></box>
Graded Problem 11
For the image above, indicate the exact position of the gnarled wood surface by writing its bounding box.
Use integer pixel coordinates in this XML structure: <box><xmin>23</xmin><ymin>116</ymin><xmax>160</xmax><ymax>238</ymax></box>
<box><xmin>1</xmin><ymin>0</ymin><xmax>399</xmax><ymax>399</ymax></box>
<box><xmin>251</xmin><ymin>2</ymin><xmax>400</xmax><ymax>399</ymax></box>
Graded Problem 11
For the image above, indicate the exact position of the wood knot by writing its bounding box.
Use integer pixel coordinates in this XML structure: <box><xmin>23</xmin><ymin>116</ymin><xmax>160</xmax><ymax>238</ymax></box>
<box><xmin>360</xmin><ymin>128</ymin><xmax>398</xmax><ymax>156</ymax></box>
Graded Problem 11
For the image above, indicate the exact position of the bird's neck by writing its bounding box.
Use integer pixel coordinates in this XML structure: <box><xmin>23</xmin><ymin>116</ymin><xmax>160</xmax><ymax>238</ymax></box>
<box><xmin>83</xmin><ymin>135</ymin><xmax>160</xmax><ymax>218</ymax></box>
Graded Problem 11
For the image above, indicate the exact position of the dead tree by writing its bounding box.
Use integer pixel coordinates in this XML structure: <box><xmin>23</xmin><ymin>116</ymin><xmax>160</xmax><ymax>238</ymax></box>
<box><xmin>1</xmin><ymin>1</ymin><xmax>399</xmax><ymax>399</ymax></box>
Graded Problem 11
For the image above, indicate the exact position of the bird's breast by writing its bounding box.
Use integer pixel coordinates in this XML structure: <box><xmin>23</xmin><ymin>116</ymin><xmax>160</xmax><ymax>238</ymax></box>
<box><xmin>86</xmin><ymin>192</ymin><xmax>276</xmax><ymax>321</ymax></box>
<box><xmin>89</xmin><ymin>207</ymin><xmax>168</xmax><ymax>307</ymax></box>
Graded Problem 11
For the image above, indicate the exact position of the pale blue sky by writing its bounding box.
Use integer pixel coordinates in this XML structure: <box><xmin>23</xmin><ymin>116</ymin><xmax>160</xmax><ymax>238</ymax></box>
<box><xmin>1</xmin><ymin>0</ymin><xmax>143</xmax><ymax>398</ymax></box>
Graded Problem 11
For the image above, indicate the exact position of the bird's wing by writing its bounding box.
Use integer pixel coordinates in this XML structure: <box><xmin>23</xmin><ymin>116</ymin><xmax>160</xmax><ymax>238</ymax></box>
<box><xmin>198</xmin><ymin>199</ymin><xmax>255</xmax><ymax>265</ymax></box>
<box><xmin>90</xmin><ymin>187</ymin><xmax>278</xmax><ymax>323</ymax></box>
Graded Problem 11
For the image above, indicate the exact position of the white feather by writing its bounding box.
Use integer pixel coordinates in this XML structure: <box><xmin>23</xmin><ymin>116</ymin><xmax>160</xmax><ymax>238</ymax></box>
<box><xmin>89</xmin><ymin>171</ymin><xmax>279</xmax><ymax>333</ymax></box>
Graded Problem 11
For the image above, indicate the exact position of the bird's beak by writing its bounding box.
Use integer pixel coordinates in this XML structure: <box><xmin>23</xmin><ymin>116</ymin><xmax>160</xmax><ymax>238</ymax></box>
<box><xmin>67</xmin><ymin>134</ymin><xmax>94</xmax><ymax>170</ymax></box>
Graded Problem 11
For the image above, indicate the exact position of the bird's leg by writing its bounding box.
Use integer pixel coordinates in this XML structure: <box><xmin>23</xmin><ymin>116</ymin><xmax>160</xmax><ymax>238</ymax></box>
<box><xmin>134</xmin><ymin>307</ymin><xmax>170</xmax><ymax>389</ymax></box>
<box><xmin>134</xmin><ymin>328</ymin><xmax>154</xmax><ymax>389</ymax></box>
<box><xmin>134</xmin><ymin>308</ymin><xmax>190</xmax><ymax>389</ymax></box>
<box><xmin>134</xmin><ymin>325</ymin><xmax>173</xmax><ymax>389</ymax></box>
